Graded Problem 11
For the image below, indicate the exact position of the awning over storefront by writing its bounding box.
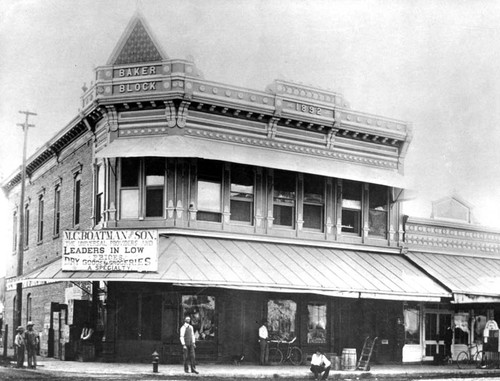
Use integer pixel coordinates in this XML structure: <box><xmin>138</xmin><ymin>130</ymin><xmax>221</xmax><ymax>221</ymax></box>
<box><xmin>96</xmin><ymin>135</ymin><xmax>406</xmax><ymax>188</ymax></box>
<box><xmin>406</xmin><ymin>252</ymin><xmax>500</xmax><ymax>303</ymax></box>
<box><xmin>16</xmin><ymin>235</ymin><xmax>449</xmax><ymax>301</ymax></box>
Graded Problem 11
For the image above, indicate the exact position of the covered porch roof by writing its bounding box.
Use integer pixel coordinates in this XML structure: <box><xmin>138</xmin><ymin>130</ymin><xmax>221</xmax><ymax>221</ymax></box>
<box><xmin>14</xmin><ymin>235</ymin><xmax>449</xmax><ymax>302</ymax></box>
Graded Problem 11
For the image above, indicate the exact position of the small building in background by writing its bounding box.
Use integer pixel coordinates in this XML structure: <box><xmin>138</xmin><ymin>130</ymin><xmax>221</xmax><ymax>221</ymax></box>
<box><xmin>403</xmin><ymin>195</ymin><xmax>500</xmax><ymax>362</ymax></box>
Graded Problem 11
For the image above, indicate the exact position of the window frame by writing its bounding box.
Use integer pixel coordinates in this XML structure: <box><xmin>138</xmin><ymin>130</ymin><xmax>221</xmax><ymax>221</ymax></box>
<box><xmin>24</xmin><ymin>203</ymin><xmax>30</xmax><ymax>249</ymax></box>
<box><xmin>73</xmin><ymin>173</ymin><xmax>81</xmax><ymax>227</ymax></box>
<box><xmin>273</xmin><ymin>170</ymin><xmax>297</xmax><ymax>228</ymax></box>
<box><xmin>196</xmin><ymin>160</ymin><xmax>223</xmax><ymax>223</ymax></box>
<box><xmin>267</xmin><ymin>299</ymin><xmax>297</xmax><ymax>340</ymax></box>
<box><xmin>37</xmin><ymin>194</ymin><xmax>44</xmax><ymax>243</ymax></box>
<box><xmin>368</xmin><ymin>184</ymin><xmax>389</xmax><ymax>238</ymax></box>
<box><xmin>53</xmin><ymin>183</ymin><xmax>61</xmax><ymax>237</ymax></box>
<box><xmin>302</xmin><ymin>174</ymin><xmax>325</xmax><ymax>231</ymax></box>
<box><xmin>95</xmin><ymin>163</ymin><xmax>104</xmax><ymax>225</ymax></box>
<box><xmin>12</xmin><ymin>209</ymin><xmax>17</xmax><ymax>253</ymax></box>
<box><xmin>229</xmin><ymin>163</ymin><xmax>255</xmax><ymax>225</ymax></box>
<box><xmin>26</xmin><ymin>293</ymin><xmax>32</xmax><ymax>323</ymax></box>
<box><xmin>144</xmin><ymin>157</ymin><xmax>166</xmax><ymax>218</ymax></box>
<box><xmin>119</xmin><ymin>157</ymin><xmax>167</xmax><ymax>220</ymax></box>
<box><xmin>307</xmin><ymin>301</ymin><xmax>328</xmax><ymax>344</ymax></box>
<box><xmin>340</xmin><ymin>180</ymin><xmax>362</xmax><ymax>235</ymax></box>
<box><xmin>181</xmin><ymin>294</ymin><xmax>217</xmax><ymax>342</ymax></box>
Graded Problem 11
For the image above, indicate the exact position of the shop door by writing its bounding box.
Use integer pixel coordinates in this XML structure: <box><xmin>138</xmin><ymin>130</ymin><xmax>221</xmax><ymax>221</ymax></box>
<box><xmin>424</xmin><ymin>311</ymin><xmax>451</xmax><ymax>361</ymax></box>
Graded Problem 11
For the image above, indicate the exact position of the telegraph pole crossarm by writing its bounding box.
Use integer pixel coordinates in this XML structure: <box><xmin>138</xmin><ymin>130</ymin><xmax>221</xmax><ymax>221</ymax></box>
<box><xmin>15</xmin><ymin>110</ymin><xmax>36</xmax><ymax>330</ymax></box>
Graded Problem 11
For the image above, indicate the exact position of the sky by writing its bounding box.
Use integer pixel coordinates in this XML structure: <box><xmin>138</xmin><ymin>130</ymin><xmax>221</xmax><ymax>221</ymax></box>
<box><xmin>1</xmin><ymin>0</ymin><xmax>500</xmax><ymax>275</ymax></box>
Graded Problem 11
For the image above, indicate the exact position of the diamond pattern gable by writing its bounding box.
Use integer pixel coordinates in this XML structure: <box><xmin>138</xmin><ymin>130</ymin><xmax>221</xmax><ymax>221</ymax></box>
<box><xmin>107</xmin><ymin>13</ymin><xmax>166</xmax><ymax>65</ymax></box>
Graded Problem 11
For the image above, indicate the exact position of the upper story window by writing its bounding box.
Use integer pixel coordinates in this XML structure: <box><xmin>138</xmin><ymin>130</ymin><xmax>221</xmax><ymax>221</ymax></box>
<box><xmin>26</xmin><ymin>293</ymin><xmax>32</xmax><ymax>323</ymax></box>
<box><xmin>197</xmin><ymin>160</ymin><xmax>223</xmax><ymax>222</ymax></box>
<box><xmin>120</xmin><ymin>157</ymin><xmax>166</xmax><ymax>219</ymax></box>
<box><xmin>303</xmin><ymin>174</ymin><xmax>325</xmax><ymax>231</ymax></box>
<box><xmin>53</xmin><ymin>184</ymin><xmax>61</xmax><ymax>236</ymax></box>
<box><xmin>341</xmin><ymin>180</ymin><xmax>362</xmax><ymax>234</ymax></box>
<box><xmin>12</xmin><ymin>210</ymin><xmax>17</xmax><ymax>253</ymax></box>
<box><xmin>273</xmin><ymin>170</ymin><xmax>296</xmax><ymax>228</ymax></box>
<box><xmin>24</xmin><ymin>203</ymin><xmax>30</xmax><ymax>248</ymax></box>
<box><xmin>368</xmin><ymin>184</ymin><xmax>389</xmax><ymax>238</ymax></box>
<box><xmin>145</xmin><ymin>158</ymin><xmax>165</xmax><ymax>217</ymax></box>
<box><xmin>120</xmin><ymin>158</ymin><xmax>140</xmax><ymax>219</ymax></box>
<box><xmin>95</xmin><ymin>164</ymin><xmax>104</xmax><ymax>225</ymax></box>
<box><xmin>73</xmin><ymin>174</ymin><xmax>81</xmax><ymax>227</ymax></box>
<box><xmin>230</xmin><ymin>164</ymin><xmax>254</xmax><ymax>224</ymax></box>
<box><xmin>37</xmin><ymin>194</ymin><xmax>44</xmax><ymax>242</ymax></box>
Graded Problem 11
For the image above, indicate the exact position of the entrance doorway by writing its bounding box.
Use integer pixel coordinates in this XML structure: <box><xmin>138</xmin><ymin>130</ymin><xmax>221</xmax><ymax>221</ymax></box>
<box><xmin>424</xmin><ymin>310</ymin><xmax>452</xmax><ymax>361</ymax></box>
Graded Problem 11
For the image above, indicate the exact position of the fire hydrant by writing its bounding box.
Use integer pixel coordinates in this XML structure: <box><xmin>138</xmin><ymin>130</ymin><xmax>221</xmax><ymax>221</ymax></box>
<box><xmin>152</xmin><ymin>350</ymin><xmax>160</xmax><ymax>373</ymax></box>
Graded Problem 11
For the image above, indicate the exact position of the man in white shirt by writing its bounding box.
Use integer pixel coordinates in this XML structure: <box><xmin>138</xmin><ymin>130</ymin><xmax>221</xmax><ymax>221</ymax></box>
<box><xmin>180</xmin><ymin>316</ymin><xmax>199</xmax><ymax>374</ymax></box>
<box><xmin>310</xmin><ymin>349</ymin><xmax>331</xmax><ymax>380</ymax></box>
<box><xmin>258</xmin><ymin>319</ymin><xmax>269</xmax><ymax>365</ymax></box>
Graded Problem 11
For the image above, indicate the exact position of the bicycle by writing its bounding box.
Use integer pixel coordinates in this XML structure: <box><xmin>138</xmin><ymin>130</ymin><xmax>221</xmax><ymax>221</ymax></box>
<box><xmin>456</xmin><ymin>342</ymin><xmax>485</xmax><ymax>369</ymax></box>
<box><xmin>268</xmin><ymin>337</ymin><xmax>303</xmax><ymax>365</ymax></box>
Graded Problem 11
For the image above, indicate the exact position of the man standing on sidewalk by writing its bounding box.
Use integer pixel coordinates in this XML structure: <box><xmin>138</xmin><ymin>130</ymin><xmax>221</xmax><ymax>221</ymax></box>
<box><xmin>14</xmin><ymin>326</ymin><xmax>25</xmax><ymax>368</ymax></box>
<box><xmin>180</xmin><ymin>316</ymin><xmax>199</xmax><ymax>374</ymax></box>
<box><xmin>25</xmin><ymin>322</ymin><xmax>39</xmax><ymax>369</ymax></box>
<box><xmin>258</xmin><ymin>319</ymin><xmax>269</xmax><ymax>365</ymax></box>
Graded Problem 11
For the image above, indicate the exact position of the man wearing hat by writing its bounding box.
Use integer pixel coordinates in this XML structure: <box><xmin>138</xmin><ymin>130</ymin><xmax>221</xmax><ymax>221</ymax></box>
<box><xmin>14</xmin><ymin>326</ymin><xmax>25</xmax><ymax>368</ymax></box>
<box><xmin>180</xmin><ymin>315</ymin><xmax>198</xmax><ymax>374</ymax></box>
<box><xmin>25</xmin><ymin>321</ymin><xmax>39</xmax><ymax>369</ymax></box>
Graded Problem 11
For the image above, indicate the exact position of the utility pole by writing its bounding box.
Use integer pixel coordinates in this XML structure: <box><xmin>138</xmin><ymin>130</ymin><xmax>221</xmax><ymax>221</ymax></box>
<box><xmin>15</xmin><ymin>110</ymin><xmax>36</xmax><ymax>330</ymax></box>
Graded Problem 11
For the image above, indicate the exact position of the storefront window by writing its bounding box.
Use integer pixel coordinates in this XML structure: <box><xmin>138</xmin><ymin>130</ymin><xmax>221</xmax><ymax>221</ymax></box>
<box><xmin>182</xmin><ymin>295</ymin><xmax>216</xmax><ymax>341</ymax></box>
<box><xmin>116</xmin><ymin>292</ymin><xmax>161</xmax><ymax>340</ymax></box>
<box><xmin>404</xmin><ymin>307</ymin><xmax>420</xmax><ymax>344</ymax></box>
<box><xmin>268</xmin><ymin>299</ymin><xmax>296</xmax><ymax>340</ymax></box>
<box><xmin>454</xmin><ymin>312</ymin><xmax>469</xmax><ymax>345</ymax></box>
<box><xmin>307</xmin><ymin>303</ymin><xmax>327</xmax><ymax>343</ymax></box>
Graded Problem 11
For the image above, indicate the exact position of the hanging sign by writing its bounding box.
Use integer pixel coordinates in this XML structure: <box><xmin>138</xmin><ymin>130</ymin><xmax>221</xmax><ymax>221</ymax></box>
<box><xmin>62</xmin><ymin>230</ymin><xmax>158</xmax><ymax>272</ymax></box>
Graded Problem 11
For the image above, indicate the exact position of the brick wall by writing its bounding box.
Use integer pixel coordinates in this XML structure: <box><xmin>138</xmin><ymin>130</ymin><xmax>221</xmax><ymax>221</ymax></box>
<box><xmin>4</xmin><ymin>133</ymin><xmax>94</xmax><ymax>350</ymax></box>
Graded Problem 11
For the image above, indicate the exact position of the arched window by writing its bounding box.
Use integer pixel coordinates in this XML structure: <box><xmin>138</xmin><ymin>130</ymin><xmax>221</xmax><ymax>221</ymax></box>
<box><xmin>53</xmin><ymin>183</ymin><xmax>61</xmax><ymax>236</ymax></box>
<box><xmin>37</xmin><ymin>194</ymin><xmax>44</xmax><ymax>242</ymax></box>
<box><xmin>73</xmin><ymin>173</ymin><xmax>82</xmax><ymax>227</ymax></box>
<box><xmin>26</xmin><ymin>293</ymin><xmax>32</xmax><ymax>323</ymax></box>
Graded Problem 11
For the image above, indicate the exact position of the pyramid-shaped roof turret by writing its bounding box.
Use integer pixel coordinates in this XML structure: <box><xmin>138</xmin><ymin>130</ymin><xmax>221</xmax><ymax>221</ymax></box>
<box><xmin>107</xmin><ymin>11</ymin><xmax>167</xmax><ymax>65</ymax></box>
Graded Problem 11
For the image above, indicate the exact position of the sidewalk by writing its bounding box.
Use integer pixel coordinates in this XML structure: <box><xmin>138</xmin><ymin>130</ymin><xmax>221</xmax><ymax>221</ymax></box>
<box><xmin>5</xmin><ymin>355</ymin><xmax>500</xmax><ymax>380</ymax></box>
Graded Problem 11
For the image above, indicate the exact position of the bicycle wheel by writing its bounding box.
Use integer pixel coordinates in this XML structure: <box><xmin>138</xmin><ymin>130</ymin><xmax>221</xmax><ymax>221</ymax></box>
<box><xmin>289</xmin><ymin>346</ymin><xmax>303</xmax><ymax>365</ymax></box>
<box><xmin>456</xmin><ymin>351</ymin><xmax>470</xmax><ymax>369</ymax></box>
<box><xmin>474</xmin><ymin>350</ymin><xmax>485</xmax><ymax>368</ymax></box>
<box><xmin>269</xmin><ymin>347</ymin><xmax>283</xmax><ymax>365</ymax></box>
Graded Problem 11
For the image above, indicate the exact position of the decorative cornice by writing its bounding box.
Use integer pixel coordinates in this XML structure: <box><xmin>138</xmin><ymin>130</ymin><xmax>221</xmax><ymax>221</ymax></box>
<box><xmin>186</xmin><ymin>129</ymin><xmax>398</xmax><ymax>170</ymax></box>
<box><xmin>405</xmin><ymin>219</ymin><xmax>500</xmax><ymax>255</ymax></box>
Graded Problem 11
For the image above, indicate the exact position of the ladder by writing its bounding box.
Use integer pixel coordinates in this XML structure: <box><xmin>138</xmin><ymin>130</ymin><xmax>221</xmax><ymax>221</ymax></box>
<box><xmin>356</xmin><ymin>336</ymin><xmax>378</xmax><ymax>371</ymax></box>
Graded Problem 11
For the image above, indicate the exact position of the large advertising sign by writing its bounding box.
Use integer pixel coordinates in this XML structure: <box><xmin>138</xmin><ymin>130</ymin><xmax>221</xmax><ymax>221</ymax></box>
<box><xmin>62</xmin><ymin>230</ymin><xmax>158</xmax><ymax>272</ymax></box>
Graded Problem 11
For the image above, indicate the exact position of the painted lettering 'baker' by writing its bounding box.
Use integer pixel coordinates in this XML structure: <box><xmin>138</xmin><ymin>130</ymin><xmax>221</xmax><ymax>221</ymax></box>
<box><xmin>118</xmin><ymin>82</ymin><xmax>157</xmax><ymax>93</ymax></box>
<box><xmin>118</xmin><ymin>66</ymin><xmax>157</xmax><ymax>77</ymax></box>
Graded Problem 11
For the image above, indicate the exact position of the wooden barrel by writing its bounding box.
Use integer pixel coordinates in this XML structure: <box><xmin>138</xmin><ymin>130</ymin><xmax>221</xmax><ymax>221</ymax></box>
<box><xmin>341</xmin><ymin>348</ymin><xmax>357</xmax><ymax>370</ymax></box>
